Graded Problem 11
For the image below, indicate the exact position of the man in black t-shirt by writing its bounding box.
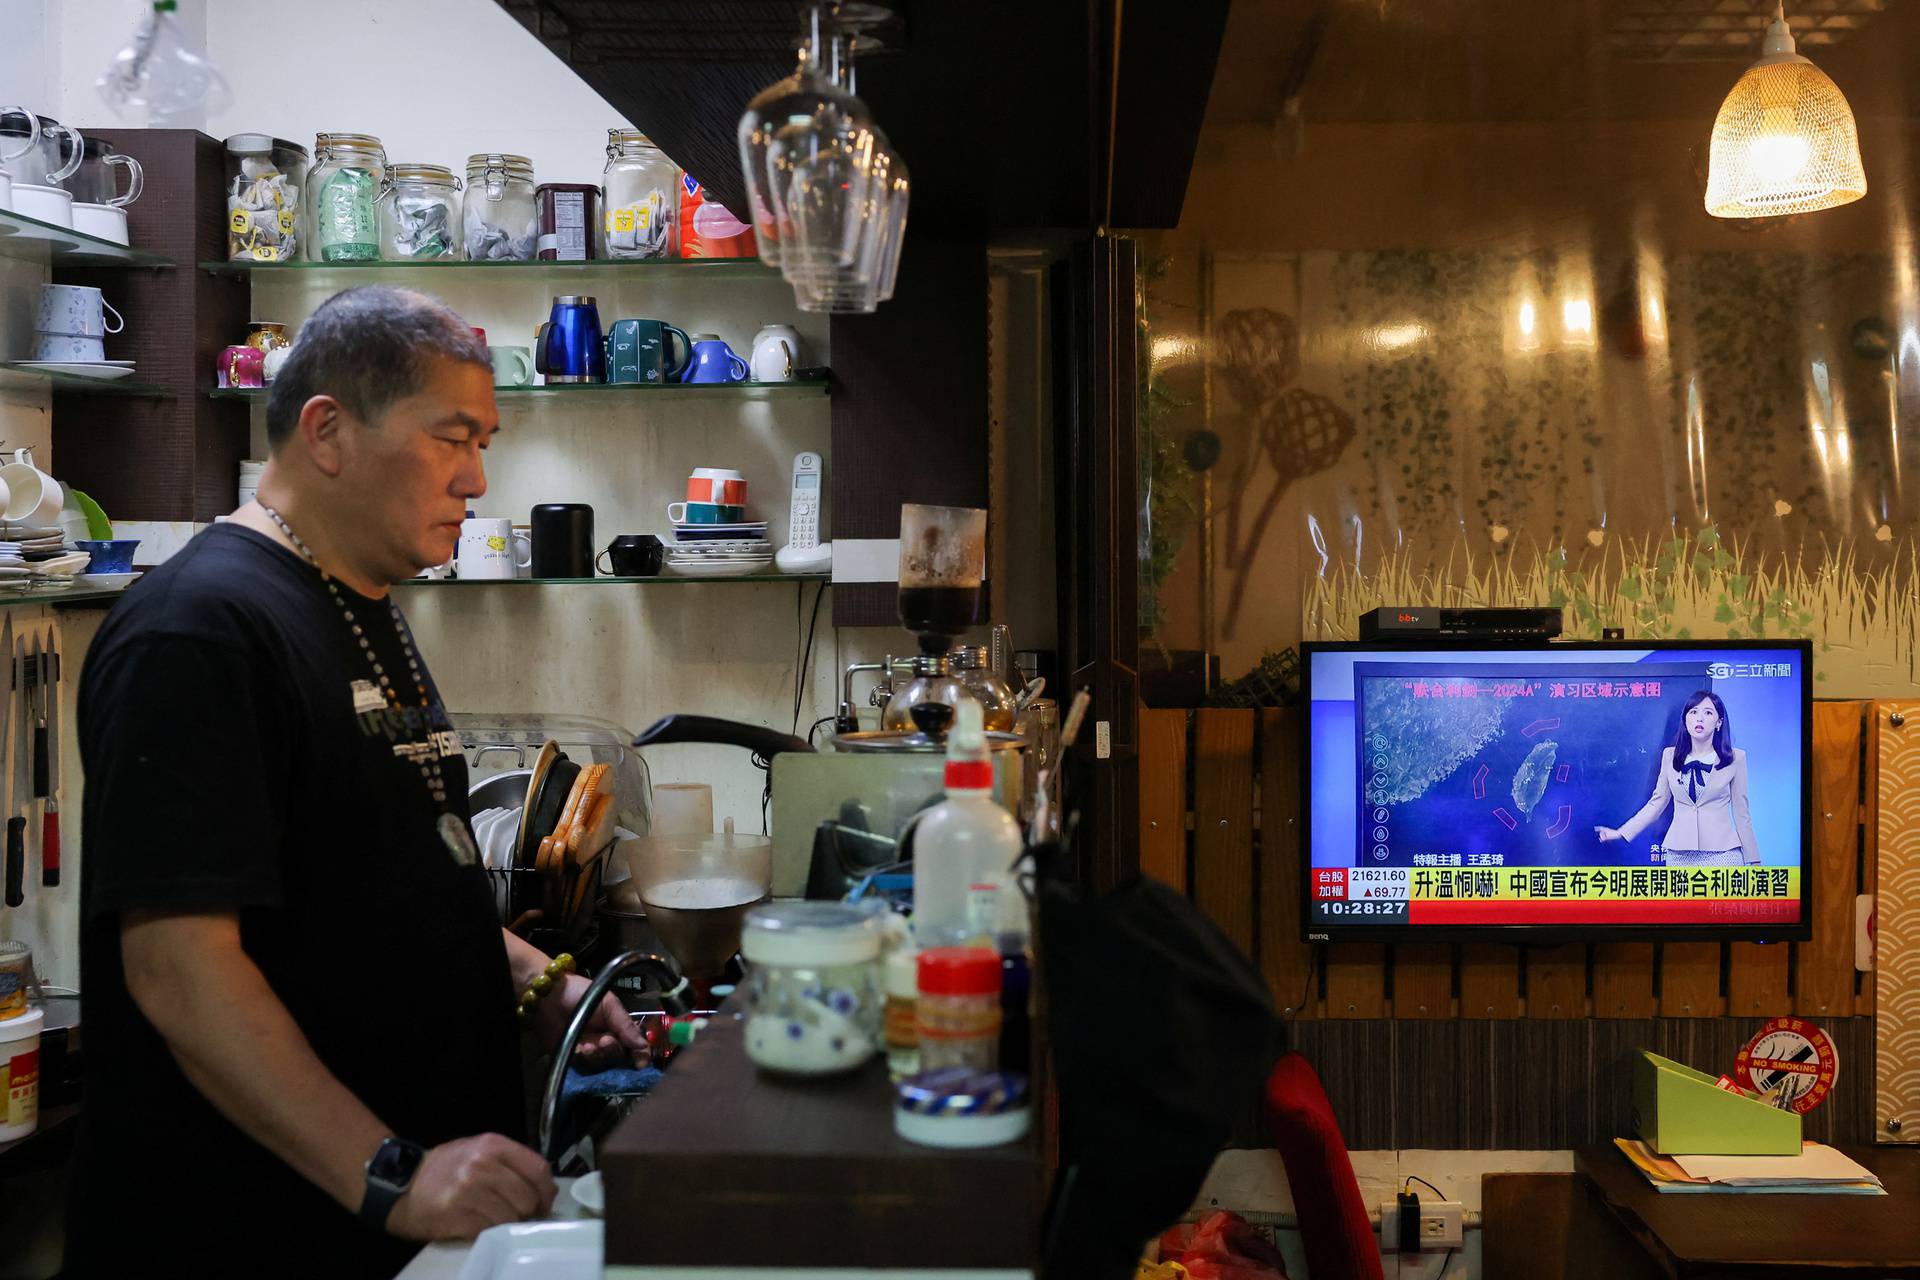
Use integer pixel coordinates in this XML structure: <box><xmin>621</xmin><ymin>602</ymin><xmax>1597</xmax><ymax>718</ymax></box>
<box><xmin>70</xmin><ymin>286</ymin><xmax>647</xmax><ymax>1277</ymax></box>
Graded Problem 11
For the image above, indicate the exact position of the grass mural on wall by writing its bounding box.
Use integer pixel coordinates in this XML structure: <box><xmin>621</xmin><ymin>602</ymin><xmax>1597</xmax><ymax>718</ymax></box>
<box><xmin>1303</xmin><ymin>527</ymin><xmax>1920</xmax><ymax>694</ymax></box>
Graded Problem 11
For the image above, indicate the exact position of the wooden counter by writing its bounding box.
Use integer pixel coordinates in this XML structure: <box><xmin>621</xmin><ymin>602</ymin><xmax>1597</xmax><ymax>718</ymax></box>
<box><xmin>601</xmin><ymin>1009</ymin><xmax>1042</xmax><ymax>1269</ymax></box>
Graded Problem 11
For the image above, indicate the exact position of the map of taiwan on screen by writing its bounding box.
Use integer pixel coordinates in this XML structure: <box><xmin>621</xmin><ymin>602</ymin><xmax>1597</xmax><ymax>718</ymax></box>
<box><xmin>1350</xmin><ymin>660</ymin><xmax>1712</xmax><ymax>869</ymax></box>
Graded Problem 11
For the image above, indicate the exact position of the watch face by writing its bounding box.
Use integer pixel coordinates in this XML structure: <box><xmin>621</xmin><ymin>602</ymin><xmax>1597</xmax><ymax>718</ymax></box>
<box><xmin>369</xmin><ymin>1138</ymin><xmax>425</xmax><ymax>1185</ymax></box>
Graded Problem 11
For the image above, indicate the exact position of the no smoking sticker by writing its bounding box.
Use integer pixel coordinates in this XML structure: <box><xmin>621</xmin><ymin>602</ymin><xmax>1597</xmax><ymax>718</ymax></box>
<box><xmin>1735</xmin><ymin>1017</ymin><xmax>1838</xmax><ymax>1114</ymax></box>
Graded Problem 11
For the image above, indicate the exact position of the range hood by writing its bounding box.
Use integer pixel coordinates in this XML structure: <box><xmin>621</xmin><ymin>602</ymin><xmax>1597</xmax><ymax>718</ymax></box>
<box><xmin>494</xmin><ymin>0</ymin><xmax>1227</xmax><ymax>232</ymax></box>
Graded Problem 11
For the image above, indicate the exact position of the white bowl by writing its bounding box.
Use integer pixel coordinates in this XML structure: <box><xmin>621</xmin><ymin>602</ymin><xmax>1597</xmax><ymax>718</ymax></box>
<box><xmin>79</xmin><ymin>571</ymin><xmax>138</xmax><ymax>590</ymax></box>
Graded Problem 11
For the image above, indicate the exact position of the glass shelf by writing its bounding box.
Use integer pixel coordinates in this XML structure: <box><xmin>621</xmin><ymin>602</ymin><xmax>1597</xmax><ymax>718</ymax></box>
<box><xmin>209</xmin><ymin>380</ymin><xmax>826</xmax><ymax>402</ymax></box>
<box><xmin>2</xmin><ymin>584</ymin><xmax>129</xmax><ymax>609</ymax></box>
<box><xmin>0</xmin><ymin>362</ymin><xmax>172</xmax><ymax>398</ymax></box>
<box><xmin>394</xmin><ymin>574</ymin><xmax>828</xmax><ymax>587</ymax></box>
<box><xmin>0</xmin><ymin>208</ymin><xmax>174</xmax><ymax>267</ymax></box>
<box><xmin>201</xmin><ymin>257</ymin><xmax>778</xmax><ymax>281</ymax></box>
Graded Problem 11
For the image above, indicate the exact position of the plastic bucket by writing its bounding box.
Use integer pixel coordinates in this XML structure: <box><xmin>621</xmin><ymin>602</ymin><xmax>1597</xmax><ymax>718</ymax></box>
<box><xmin>0</xmin><ymin>1006</ymin><xmax>42</xmax><ymax>1141</ymax></box>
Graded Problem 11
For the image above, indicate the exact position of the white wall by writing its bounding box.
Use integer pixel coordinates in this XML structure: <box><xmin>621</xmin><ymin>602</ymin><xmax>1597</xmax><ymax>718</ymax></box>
<box><xmin>48</xmin><ymin>0</ymin><xmax>625</xmax><ymax>185</ymax></box>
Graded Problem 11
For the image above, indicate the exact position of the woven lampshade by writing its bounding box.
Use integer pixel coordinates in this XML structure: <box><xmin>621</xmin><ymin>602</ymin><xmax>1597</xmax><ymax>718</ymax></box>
<box><xmin>1705</xmin><ymin>8</ymin><xmax>1865</xmax><ymax>218</ymax></box>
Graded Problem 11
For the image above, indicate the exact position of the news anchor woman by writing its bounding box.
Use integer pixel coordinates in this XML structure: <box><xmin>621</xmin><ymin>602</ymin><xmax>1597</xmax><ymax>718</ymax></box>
<box><xmin>1594</xmin><ymin>690</ymin><xmax>1760</xmax><ymax>867</ymax></box>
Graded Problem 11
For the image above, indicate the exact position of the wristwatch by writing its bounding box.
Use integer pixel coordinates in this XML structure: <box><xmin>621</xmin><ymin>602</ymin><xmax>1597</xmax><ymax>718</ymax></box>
<box><xmin>360</xmin><ymin>1137</ymin><xmax>427</xmax><ymax>1229</ymax></box>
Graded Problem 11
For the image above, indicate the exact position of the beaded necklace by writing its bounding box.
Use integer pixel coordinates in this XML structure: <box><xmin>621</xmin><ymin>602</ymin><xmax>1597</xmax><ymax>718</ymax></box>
<box><xmin>261</xmin><ymin>506</ymin><xmax>478</xmax><ymax>864</ymax></box>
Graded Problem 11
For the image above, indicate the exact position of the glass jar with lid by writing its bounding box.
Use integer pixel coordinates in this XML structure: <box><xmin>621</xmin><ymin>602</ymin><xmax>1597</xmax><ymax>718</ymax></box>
<box><xmin>378</xmin><ymin>163</ymin><xmax>462</xmax><ymax>260</ymax></box>
<box><xmin>223</xmin><ymin>134</ymin><xmax>307</xmax><ymax>262</ymax></box>
<box><xmin>601</xmin><ymin>128</ymin><xmax>679</xmax><ymax>260</ymax></box>
<box><xmin>741</xmin><ymin>901</ymin><xmax>882</xmax><ymax>1076</ymax></box>
<box><xmin>464</xmin><ymin>153</ymin><xmax>537</xmax><ymax>261</ymax></box>
<box><xmin>307</xmin><ymin>132</ymin><xmax>385</xmax><ymax>262</ymax></box>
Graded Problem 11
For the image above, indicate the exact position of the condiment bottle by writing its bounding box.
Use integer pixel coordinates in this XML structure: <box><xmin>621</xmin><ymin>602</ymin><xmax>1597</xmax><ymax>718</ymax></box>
<box><xmin>915</xmin><ymin>947</ymin><xmax>1001</xmax><ymax>1072</ymax></box>
<box><xmin>910</xmin><ymin>698</ymin><xmax>1023</xmax><ymax>941</ymax></box>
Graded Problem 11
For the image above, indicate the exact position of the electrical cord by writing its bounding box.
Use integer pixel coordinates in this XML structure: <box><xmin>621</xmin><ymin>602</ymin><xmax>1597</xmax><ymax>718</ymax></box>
<box><xmin>1282</xmin><ymin>944</ymin><xmax>1321</xmax><ymax>1018</ymax></box>
<box><xmin>1404</xmin><ymin>1174</ymin><xmax>1446</xmax><ymax>1201</ymax></box>
<box><xmin>791</xmin><ymin>579</ymin><xmax>827</xmax><ymax>735</ymax></box>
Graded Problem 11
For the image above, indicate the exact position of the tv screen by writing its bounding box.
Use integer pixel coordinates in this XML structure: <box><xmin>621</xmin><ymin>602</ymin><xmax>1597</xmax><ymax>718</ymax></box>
<box><xmin>1302</xmin><ymin>639</ymin><xmax>1812</xmax><ymax>943</ymax></box>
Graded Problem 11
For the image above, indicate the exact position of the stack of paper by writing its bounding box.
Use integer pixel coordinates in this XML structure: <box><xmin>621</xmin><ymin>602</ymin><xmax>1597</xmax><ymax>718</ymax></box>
<box><xmin>1615</xmin><ymin>1139</ymin><xmax>1886</xmax><ymax>1195</ymax></box>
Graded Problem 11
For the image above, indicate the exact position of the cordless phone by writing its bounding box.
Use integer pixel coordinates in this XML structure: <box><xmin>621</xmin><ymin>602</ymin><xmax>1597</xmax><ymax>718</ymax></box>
<box><xmin>775</xmin><ymin>451</ymin><xmax>833</xmax><ymax>573</ymax></box>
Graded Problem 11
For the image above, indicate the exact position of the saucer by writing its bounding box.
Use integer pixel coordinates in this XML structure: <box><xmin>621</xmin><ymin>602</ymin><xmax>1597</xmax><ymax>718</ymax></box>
<box><xmin>16</xmin><ymin>361</ymin><xmax>135</xmax><ymax>381</ymax></box>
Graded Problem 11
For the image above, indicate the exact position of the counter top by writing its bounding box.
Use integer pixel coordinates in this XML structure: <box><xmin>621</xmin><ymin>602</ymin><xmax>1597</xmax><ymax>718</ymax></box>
<box><xmin>600</xmin><ymin>1010</ymin><xmax>1043</xmax><ymax>1271</ymax></box>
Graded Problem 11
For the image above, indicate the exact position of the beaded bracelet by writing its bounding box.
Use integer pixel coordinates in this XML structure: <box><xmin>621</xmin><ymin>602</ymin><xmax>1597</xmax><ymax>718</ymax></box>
<box><xmin>515</xmin><ymin>952</ymin><xmax>576</xmax><ymax>1022</ymax></box>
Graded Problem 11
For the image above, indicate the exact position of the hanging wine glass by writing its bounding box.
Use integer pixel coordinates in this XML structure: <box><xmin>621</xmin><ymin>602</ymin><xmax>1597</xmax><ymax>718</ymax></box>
<box><xmin>737</xmin><ymin>4</ymin><xmax>907</xmax><ymax>312</ymax></box>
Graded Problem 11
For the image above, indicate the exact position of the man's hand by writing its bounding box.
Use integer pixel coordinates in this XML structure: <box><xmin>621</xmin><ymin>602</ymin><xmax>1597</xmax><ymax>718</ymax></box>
<box><xmin>385</xmin><ymin>1134</ymin><xmax>557</xmax><ymax>1242</ymax></box>
<box><xmin>535</xmin><ymin>972</ymin><xmax>651</xmax><ymax>1072</ymax></box>
<box><xmin>1594</xmin><ymin>826</ymin><xmax>1624</xmax><ymax>843</ymax></box>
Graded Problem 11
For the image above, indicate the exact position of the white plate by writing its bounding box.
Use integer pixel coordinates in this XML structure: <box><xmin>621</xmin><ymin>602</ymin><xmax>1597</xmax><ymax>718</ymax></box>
<box><xmin>79</xmin><ymin>571</ymin><xmax>139</xmax><ymax>590</ymax></box>
<box><xmin>15</xmin><ymin>361</ymin><xmax>135</xmax><ymax>381</ymax></box>
<box><xmin>663</xmin><ymin>558</ymin><xmax>774</xmax><ymax>578</ymax></box>
<box><xmin>568</xmin><ymin>1170</ymin><xmax>604</xmax><ymax>1216</ymax></box>
<box><xmin>455</xmin><ymin>1221</ymin><xmax>601</xmax><ymax>1280</ymax></box>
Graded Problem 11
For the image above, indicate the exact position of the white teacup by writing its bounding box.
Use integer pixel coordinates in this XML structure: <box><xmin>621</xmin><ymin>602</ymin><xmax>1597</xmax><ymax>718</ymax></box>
<box><xmin>71</xmin><ymin>202</ymin><xmax>129</xmax><ymax>246</ymax></box>
<box><xmin>1</xmin><ymin>449</ymin><xmax>62</xmax><ymax>526</ymax></box>
<box><xmin>36</xmin><ymin>283</ymin><xmax>122</xmax><ymax>338</ymax></box>
<box><xmin>456</xmin><ymin>516</ymin><xmax>532</xmax><ymax>581</ymax></box>
<box><xmin>31</xmin><ymin>333</ymin><xmax>104</xmax><ymax>362</ymax></box>
<box><xmin>12</xmin><ymin>183</ymin><xmax>72</xmax><ymax>228</ymax></box>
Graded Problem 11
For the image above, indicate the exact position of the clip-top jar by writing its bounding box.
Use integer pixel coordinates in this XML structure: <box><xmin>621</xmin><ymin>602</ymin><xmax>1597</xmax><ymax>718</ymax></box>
<box><xmin>602</xmin><ymin>128</ymin><xmax>679</xmax><ymax>260</ymax></box>
<box><xmin>379</xmin><ymin>163</ymin><xmax>462</xmax><ymax>260</ymax></box>
<box><xmin>307</xmin><ymin>132</ymin><xmax>385</xmax><ymax>262</ymax></box>
<box><xmin>464</xmin><ymin>153</ymin><xmax>537</xmax><ymax>261</ymax></box>
<box><xmin>741</xmin><ymin>901</ymin><xmax>882</xmax><ymax>1076</ymax></box>
<box><xmin>223</xmin><ymin>134</ymin><xmax>307</xmax><ymax>262</ymax></box>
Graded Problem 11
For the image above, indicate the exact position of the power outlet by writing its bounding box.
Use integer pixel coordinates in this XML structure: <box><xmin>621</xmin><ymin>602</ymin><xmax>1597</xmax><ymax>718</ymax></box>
<box><xmin>1378</xmin><ymin>1198</ymin><xmax>1465</xmax><ymax>1251</ymax></box>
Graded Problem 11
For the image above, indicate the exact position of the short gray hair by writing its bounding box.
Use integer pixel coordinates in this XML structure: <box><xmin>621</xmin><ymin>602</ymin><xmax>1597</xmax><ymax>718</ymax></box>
<box><xmin>265</xmin><ymin>286</ymin><xmax>490</xmax><ymax>448</ymax></box>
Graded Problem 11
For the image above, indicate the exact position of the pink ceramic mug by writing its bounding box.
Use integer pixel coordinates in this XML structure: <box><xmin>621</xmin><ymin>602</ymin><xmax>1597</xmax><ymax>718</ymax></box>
<box><xmin>686</xmin><ymin>467</ymin><xmax>746</xmax><ymax>505</ymax></box>
<box><xmin>217</xmin><ymin>344</ymin><xmax>266</xmax><ymax>389</ymax></box>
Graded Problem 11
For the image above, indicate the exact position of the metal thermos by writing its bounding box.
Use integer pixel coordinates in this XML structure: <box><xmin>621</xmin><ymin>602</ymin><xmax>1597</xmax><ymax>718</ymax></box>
<box><xmin>538</xmin><ymin>294</ymin><xmax>605</xmax><ymax>383</ymax></box>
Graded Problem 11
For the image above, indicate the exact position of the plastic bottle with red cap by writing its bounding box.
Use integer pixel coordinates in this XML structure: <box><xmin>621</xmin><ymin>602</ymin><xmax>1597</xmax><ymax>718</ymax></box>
<box><xmin>911</xmin><ymin>699</ymin><xmax>1025</xmax><ymax>947</ymax></box>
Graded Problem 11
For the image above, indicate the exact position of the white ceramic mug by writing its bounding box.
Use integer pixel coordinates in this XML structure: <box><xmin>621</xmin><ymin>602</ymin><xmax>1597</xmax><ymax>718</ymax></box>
<box><xmin>0</xmin><ymin>169</ymin><xmax>12</xmax><ymax>215</ymax></box>
<box><xmin>71</xmin><ymin>201</ymin><xmax>128</xmax><ymax>246</ymax></box>
<box><xmin>1</xmin><ymin>449</ymin><xmax>62</xmax><ymax>526</ymax></box>
<box><xmin>31</xmin><ymin>333</ymin><xmax>103</xmax><ymax>362</ymax></box>
<box><xmin>512</xmin><ymin>524</ymin><xmax>533</xmax><ymax>578</ymax></box>
<box><xmin>262</xmin><ymin>344</ymin><xmax>293</xmax><ymax>384</ymax></box>
<box><xmin>456</xmin><ymin>517</ymin><xmax>532</xmax><ymax>581</ymax></box>
<box><xmin>36</xmin><ymin>284</ymin><xmax>123</xmax><ymax>338</ymax></box>
<box><xmin>750</xmin><ymin>324</ymin><xmax>800</xmax><ymax>382</ymax></box>
<box><xmin>490</xmin><ymin>346</ymin><xmax>534</xmax><ymax>387</ymax></box>
<box><xmin>11</xmin><ymin>183</ymin><xmax>72</xmax><ymax>228</ymax></box>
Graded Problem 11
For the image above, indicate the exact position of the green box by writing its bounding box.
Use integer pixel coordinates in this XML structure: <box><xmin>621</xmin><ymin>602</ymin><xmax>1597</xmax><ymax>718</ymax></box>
<box><xmin>1631</xmin><ymin>1050</ymin><xmax>1802</xmax><ymax>1155</ymax></box>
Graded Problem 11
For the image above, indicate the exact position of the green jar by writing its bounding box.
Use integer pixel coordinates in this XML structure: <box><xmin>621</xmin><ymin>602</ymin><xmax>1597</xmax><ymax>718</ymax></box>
<box><xmin>309</xmin><ymin>132</ymin><xmax>385</xmax><ymax>263</ymax></box>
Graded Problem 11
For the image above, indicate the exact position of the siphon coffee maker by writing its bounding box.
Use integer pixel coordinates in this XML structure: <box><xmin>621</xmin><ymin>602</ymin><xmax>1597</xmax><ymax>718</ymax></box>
<box><xmin>896</xmin><ymin>503</ymin><xmax>985</xmax><ymax>654</ymax></box>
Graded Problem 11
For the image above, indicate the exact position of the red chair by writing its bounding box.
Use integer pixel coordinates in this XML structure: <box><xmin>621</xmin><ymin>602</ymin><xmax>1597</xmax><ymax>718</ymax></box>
<box><xmin>1264</xmin><ymin>1052</ymin><xmax>1385</xmax><ymax>1280</ymax></box>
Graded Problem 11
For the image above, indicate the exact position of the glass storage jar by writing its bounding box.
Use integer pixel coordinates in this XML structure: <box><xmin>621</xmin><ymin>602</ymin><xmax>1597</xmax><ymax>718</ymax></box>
<box><xmin>307</xmin><ymin>132</ymin><xmax>385</xmax><ymax>262</ymax></box>
<box><xmin>741</xmin><ymin>901</ymin><xmax>882</xmax><ymax>1076</ymax></box>
<box><xmin>601</xmin><ymin>128</ymin><xmax>679</xmax><ymax>260</ymax></box>
<box><xmin>464</xmin><ymin>153</ymin><xmax>537</xmax><ymax>261</ymax></box>
<box><xmin>378</xmin><ymin>163</ymin><xmax>462</xmax><ymax>260</ymax></box>
<box><xmin>224</xmin><ymin>133</ymin><xmax>307</xmax><ymax>262</ymax></box>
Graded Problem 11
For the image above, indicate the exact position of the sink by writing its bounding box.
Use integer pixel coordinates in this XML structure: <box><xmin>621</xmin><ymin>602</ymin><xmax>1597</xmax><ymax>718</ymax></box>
<box><xmin>454</xmin><ymin>1221</ymin><xmax>600</xmax><ymax>1280</ymax></box>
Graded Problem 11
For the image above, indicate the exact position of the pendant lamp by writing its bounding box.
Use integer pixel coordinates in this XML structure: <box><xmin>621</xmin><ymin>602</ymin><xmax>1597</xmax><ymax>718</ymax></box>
<box><xmin>1704</xmin><ymin>2</ymin><xmax>1865</xmax><ymax>219</ymax></box>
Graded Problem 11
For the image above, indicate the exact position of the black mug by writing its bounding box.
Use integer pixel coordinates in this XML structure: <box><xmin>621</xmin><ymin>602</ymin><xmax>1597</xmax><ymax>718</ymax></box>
<box><xmin>598</xmin><ymin>534</ymin><xmax>664</xmax><ymax>578</ymax></box>
<box><xmin>531</xmin><ymin>503</ymin><xmax>594</xmax><ymax>578</ymax></box>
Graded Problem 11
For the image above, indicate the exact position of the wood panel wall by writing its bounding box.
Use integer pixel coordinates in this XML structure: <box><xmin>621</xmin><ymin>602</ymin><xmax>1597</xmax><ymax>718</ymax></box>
<box><xmin>1137</xmin><ymin>701</ymin><xmax>1872</xmax><ymax>1019</ymax></box>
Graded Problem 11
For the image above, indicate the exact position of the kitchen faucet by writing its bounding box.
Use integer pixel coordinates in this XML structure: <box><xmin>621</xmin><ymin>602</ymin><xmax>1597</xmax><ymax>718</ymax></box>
<box><xmin>538</xmin><ymin>950</ymin><xmax>689</xmax><ymax>1162</ymax></box>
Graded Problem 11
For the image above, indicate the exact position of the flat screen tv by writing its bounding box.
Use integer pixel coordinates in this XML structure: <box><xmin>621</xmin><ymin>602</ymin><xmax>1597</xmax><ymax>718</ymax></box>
<box><xmin>1302</xmin><ymin>639</ymin><xmax>1813</xmax><ymax>943</ymax></box>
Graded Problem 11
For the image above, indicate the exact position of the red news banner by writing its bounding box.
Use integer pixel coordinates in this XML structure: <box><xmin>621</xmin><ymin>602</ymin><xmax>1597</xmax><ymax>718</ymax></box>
<box><xmin>1313</xmin><ymin>865</ymin><xmax>1801</xmax><ymax>924</ymax></box>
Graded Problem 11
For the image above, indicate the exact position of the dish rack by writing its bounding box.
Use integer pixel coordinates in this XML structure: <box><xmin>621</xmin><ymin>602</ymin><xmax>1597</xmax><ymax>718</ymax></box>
<box><xmin>453</xmin><ymin>712</ymin><xmax>654</xmax><ymax>955</ymax></box>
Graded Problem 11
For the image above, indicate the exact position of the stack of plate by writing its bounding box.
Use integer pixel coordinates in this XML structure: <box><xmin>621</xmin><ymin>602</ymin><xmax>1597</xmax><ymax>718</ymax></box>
<box><xmin>665</xmin><ymin>529</ymin><xmax>774</xmax><ymax>578</ymax></box>
<box><xmin>0</xmin><ymin>525</ymin><xmax>88</xmax><ymax>592</ymax></box>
